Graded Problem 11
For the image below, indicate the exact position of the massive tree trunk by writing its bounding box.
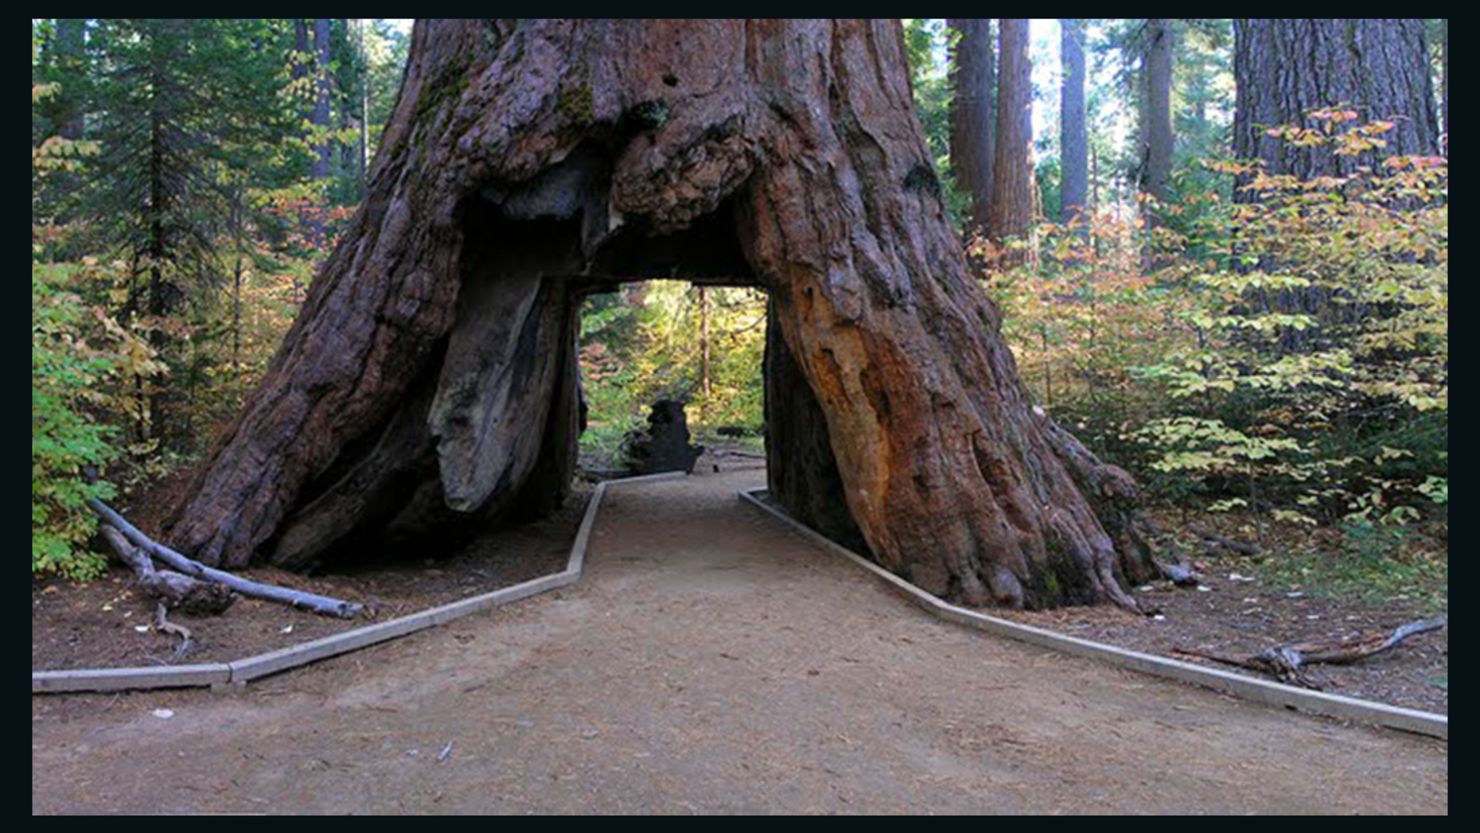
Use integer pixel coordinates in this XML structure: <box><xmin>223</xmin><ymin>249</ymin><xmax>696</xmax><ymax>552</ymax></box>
<box><xmin>1139</xmin><ymin>19</ymin><xmax>1174</xmax><ymax>222</ymax></box>
<box><xmin>947</xmin><ymin>19</ymin><xmax>995</xmax><ymax>236</ymax></box>
<box><xmin>1059</xmin><ymin>19</ymin><xmax>1088</xmax><ymax>223</ymax></box>
<box><xmin>1232</xmin><ymin>19</ymin><xmax>1439</xmax><ymax>351</ymax></box>
<box><xmin>166</xmin><ymin>19</ymin><xmax>1156</xmax><ymax>609</ymax></box>
<box><xmin>1233</xmin><ymin>19</ymin><xmax>1438</xmax><ymax>184</ymax></box>
<box><xmin>987</xmin><ymin>19</ymin><xmax>1034</xmax><ymax>248</ymax></box>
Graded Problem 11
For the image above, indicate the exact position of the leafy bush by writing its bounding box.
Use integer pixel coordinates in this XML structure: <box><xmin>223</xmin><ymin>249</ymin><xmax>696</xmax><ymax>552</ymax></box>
<box><xmin>31</xmin><ymin>261</ymin><xmax>158</xmax><ymax>578</ymax></box>
<box><xmin>981</xmin><ymin>113</ymin><xmax>1447</xmax><ymax>537</ymax></box>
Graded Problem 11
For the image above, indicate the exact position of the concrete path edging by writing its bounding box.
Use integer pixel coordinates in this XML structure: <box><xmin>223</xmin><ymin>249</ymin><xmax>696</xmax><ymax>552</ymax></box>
<box><xmin>31</xmin><ymin>471</ymin><xmax>686</xmax><ymax>695</ymax></box>
<box><xmin>738</xmin><ymin>487</ymin><xmax>1447</xmax><ymax>741</ymax></box>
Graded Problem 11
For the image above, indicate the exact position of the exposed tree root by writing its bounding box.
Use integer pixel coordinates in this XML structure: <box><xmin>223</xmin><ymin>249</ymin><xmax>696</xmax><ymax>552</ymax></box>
<box><xmin>90</xmin><ymin>499</ymin><xmax>363</xmax><ymax>618</ymax></box>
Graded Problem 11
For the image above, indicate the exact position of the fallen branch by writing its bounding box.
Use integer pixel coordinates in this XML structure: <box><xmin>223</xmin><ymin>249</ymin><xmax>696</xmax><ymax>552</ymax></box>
<box><xmin>1157</xmin><ymin>559</ymin><xmax>1203</xmax><ymax>587</ymax></box>
<box><xmin>155</xmin><ymin>602</ymin><xmax>194</xmax><ymax>662</ymax></box>
<box><xmin>99</xmin><ymin>525</ymin><xmax>236</xmax><ymax>616</ymax></box>
<box><xmin>1188</xmin><ymin>526</ymin><xmax>1258</xmax><ymax>557</ymax></box>
<box><xmin>89</xmin><ymin>499</ymin><xmax>364</xmax><ymax>619</ymax></box>
<box><xmin>1176</xmin><ymin>616</ymin><xmax>1447</xmax><ymax>687</ymax></box>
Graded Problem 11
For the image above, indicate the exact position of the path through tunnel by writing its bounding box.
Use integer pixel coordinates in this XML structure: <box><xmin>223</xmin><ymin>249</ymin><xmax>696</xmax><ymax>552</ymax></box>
<box><xmin>257</xmin><ymin>192</ymin><xmax>862</xmax><ymax>574</ymax></box>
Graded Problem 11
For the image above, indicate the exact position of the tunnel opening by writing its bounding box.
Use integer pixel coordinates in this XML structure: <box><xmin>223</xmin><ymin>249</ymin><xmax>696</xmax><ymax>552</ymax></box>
<box><xmin>268</xmin><ymin>185</ymin><xmax>863</xmax><ymax>575</ymax></box>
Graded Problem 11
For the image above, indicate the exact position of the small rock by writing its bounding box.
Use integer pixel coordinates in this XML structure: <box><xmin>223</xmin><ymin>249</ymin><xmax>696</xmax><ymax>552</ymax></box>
<box><xmin>1196</xmin><ymin>585</ymin><xmax>1212</xmax><ymax>592</ymax></box>
<box><xmin>1152</xmin><ymin>614</ymin><xmax>1166</xmax><ymax>622</ymax></box>
<box><xmin>1286</xmin><ymin>591</ymin><xmax>1306</xmax><ymax>599</ymax></box>
<box><xmin>581</xmin><ymin>729</ymin><xmax>599</xmax><ymax>740</ymax></box>
<box><xmin>133</xmin><ymin>625</ymin><xmax>149</xmax><ymax>633</ymax></box>
<box><xmin>152</xmin><ymin>708</ymin><xmax>174</xmax><ymax>719</ymax></box>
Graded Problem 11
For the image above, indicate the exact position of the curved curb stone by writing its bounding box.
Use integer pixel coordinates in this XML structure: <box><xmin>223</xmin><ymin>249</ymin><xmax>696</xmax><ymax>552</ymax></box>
<box><xmin>738</xmin><ymin>488</ymin><xmax>1447</xmax><ymax>741</ymax></box>
<box><xmin>31</xmin><ymin>471</ymin><xmax>686</xmax><ymax>695</ymax></box>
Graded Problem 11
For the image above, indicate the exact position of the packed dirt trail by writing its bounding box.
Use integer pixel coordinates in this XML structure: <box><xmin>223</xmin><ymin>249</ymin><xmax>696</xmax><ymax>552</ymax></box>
<box><xmin>32</xmin><ymin>469</ymin><xmax>1446</xmax><ymax>814</ymax></box>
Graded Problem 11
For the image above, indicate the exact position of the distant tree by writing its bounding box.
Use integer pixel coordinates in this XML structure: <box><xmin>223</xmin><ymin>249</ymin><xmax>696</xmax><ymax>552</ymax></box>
<box><xmin>312</xmin><ymin>19</ymin><xmax>332</xmax><ymax>182</ymax></box>
<box><xmin>988</xmin><ymin>19</ymin><xmax>1034</xmax><ymax>247</ymax></box>
<box><xmin>80</xmin><ymin>19</ymin><xmax>291</xmax><ymax>446</ymax></box>
<box><xmin>1059</xmin><ymin>19</ymin><xmax>1088</xmax><ymax>222</ymax></box>
<box><xmin>1138</xmin><ymin>19</ymin><xmax>1174</xmax><ymax>222</ymax></box>
<box><xmin>948</xmin><ymin>19</ymin><xmax>995</xmax><ymax>235</ymax></box>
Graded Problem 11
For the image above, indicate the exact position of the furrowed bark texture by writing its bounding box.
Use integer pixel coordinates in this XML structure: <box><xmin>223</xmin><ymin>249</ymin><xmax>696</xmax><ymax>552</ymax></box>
<box><xmin>1233</xmin><ymin>19</ymin><xmax>1438</xmax><ymax>184</ymax></box>
<box><xmin>168</xmin><ymin>19</ymin><xmax>1156</xmax><ymax>607</ymax></box>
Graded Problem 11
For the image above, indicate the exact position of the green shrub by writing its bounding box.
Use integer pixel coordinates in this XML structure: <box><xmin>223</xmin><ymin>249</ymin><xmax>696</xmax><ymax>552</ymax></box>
<box><xmin>31</xmin><ymin>261</ymin><xmax>157</xmax><ymax>579</ymax></box>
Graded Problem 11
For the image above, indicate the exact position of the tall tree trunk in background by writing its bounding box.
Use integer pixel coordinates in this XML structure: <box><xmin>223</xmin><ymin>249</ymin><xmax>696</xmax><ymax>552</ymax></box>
<box><xmin>1139</xmin><ymin>19</ymin><xmax>1174</xmax><ymax>224</ymax></box>
<box><xmin>698</xmin><ymin>286</ymin><xmax>711</xmax><ymax>402</ymax></box>
<box><xmin>1441</xmin><ymin>19</ymin><xmax>1448</xmax><ymax>145</ymax></box>
<box><xmin>357</xmin><ymin>19</ymin><xmax>371</xmax><ymax>196</ymax></box>
<box><xmin>1233</xmin><ymin>19</ymin><xmax>1438</xmax><ymax>184</ymax></box>
<box><xmin>948</xmin><ymin>19</ymin><xmax>995</xmax><ymax>237</ymax></box>
<box><xmin>167</xmin><ymin>19</ymin><xmax>1156</xmax><ymax>610</ymax></box>
<box><xmin>1233</xmin><ymin>19</ymin><xmax>1438</xmax><ymax>351</ymax></box>
<box><xmin>144</xmin><ymin>22</ymin><xmax>175</xmax><ymax>447</ymax></box>
<box><xmin>1059</xmin><ymin>19</ymin><xmax>1088</xmax><ymax>223</ymax></box>
<box><xmin>312</xmin><ymin>19</ymin><xmax>332</xmax><ymax>182</ymax></box>
<box><xmin>53</xmin><ymin>19</ymin><xmax>86</xmax><ymax>140</ymax></box>
<box><xmin>988</xmin><ymin>19</ymin><xmax>1034</xmax><ymax>250</ymax></box>
<box><xmin>292</xmin><ymin>19</ymin><xmax>310</xmax><ymax>89</ymax></box>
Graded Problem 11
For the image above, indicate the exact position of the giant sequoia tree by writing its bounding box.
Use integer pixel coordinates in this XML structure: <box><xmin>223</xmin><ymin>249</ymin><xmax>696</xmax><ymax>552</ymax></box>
<box><xmin>167</xmin><ymin>19</ymin><xmax>1157</xmax><ymax>610</ymax></box>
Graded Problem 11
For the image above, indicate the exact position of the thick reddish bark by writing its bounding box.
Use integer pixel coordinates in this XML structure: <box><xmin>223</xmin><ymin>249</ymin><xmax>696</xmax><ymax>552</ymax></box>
<box><xmin>168</xmin><ymin>19</ymin><xmax>1156</xmax><ymax>608</ymax></box>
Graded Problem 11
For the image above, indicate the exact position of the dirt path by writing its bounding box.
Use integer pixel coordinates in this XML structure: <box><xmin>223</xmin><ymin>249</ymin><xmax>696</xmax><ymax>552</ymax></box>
<box><xmin>32</xmin><ymin>469</ymin><xmax>1446</xmax><ymax>814</ymax></box>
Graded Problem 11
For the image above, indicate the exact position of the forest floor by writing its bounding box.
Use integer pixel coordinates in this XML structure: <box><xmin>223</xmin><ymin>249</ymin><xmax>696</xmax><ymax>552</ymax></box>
<box><xmin>987</xmin><ymin>559</ymin><xmax>1448</xmax><ymax>714</ymax></box>
<box><xmin>33</xmin><ymin>468</ymin><xmax>1445</xmax><ymax>814</ymax></box>
<box><xmin>32</xmin><ymin>484</ymin><xmax>594</xmax><ymax>670</ymax></box>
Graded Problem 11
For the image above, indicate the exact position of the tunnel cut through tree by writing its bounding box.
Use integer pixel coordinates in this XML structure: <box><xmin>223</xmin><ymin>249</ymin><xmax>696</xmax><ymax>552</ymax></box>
<box><xmin>167</xmin><ymin>19</ymin><xmax>1158</xmax><ymax>609</ymax></box>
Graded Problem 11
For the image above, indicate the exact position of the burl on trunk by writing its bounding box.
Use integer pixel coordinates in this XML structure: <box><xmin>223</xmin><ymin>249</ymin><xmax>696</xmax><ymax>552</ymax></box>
<box><xmin>166</xmin><ymin>19</ymin><xmax>1157</xmax><ymax>608</ymax></box>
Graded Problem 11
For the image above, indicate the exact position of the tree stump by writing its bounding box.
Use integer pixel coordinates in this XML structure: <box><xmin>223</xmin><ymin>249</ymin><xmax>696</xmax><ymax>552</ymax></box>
<box><xmin>623</xmin><ymin>400</ymin><xmax>703</xmax><ymax>475</ymax></box>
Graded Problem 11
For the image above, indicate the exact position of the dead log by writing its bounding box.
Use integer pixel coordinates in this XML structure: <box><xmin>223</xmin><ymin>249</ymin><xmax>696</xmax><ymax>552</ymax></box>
<box><xmin>1189</xmin><ymin>526</ymin><xmax>1259</xmax><ymax>557</ymax></box>
<box><xmin>1158</xmin><ymin>560</ymin><xmax>1202</xmax><ymax>587</ymax></box>
<box><xmin>1177</xmin><ymin>616</ymin><xmax>1447</xmax><ymax>687</ymax></box>
<box><xmin>99</xmin><ymin>525</ymin><xmax>236</xmax><ymax>616</ymax></box>
<box><xmin>89</xmin><ymin>499</ymin><xmax>364</xmax><ymax>619</ymax></box>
